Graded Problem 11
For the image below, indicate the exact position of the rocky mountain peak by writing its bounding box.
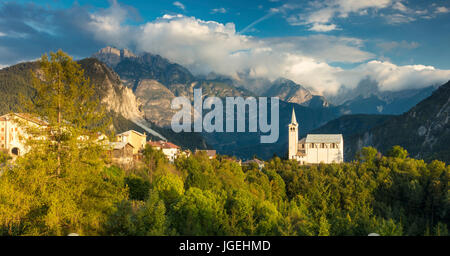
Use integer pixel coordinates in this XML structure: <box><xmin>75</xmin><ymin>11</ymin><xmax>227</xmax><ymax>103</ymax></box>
<box><xmin>98</xmin><ymin>46</ymin><xmax>121</xmax><ymax>56</ymax></box>
<box><xmin>92</xmin><ymin>46</ymin><xmax>137</xmax><ymax>68</ymax></box>
<box><xmin>121</xmin><ymin>48</ymin><xmax>136</xmax><ymax>58</ymax></box>
<box><xmin>263</xmin><ymin>77</ymin><xmax>329</xmax><ymax>108</ymax></box>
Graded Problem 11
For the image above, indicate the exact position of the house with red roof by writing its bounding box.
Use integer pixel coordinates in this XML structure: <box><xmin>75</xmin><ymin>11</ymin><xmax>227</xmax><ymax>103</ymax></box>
<box><xmin>147</xmin><ymin>140</ymin><xmax>180</xmax><ymax>162</ymax></box>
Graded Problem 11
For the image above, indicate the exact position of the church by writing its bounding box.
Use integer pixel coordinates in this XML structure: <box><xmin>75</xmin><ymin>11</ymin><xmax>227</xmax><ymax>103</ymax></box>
<box><xmin>288</xmin><ymin>109</ymin><xmax>344</xmax><ymax>164</ymax></box>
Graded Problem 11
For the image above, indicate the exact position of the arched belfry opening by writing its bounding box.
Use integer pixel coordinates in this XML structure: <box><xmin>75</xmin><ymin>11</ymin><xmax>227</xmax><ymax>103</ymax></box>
<box><xmin>11</xmin><ymin>147</ymin><xmax>20</xmax><ymax>156</ymax></box>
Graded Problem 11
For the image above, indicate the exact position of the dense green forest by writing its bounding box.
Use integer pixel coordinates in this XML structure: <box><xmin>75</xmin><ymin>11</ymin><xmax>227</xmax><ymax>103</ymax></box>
<box><xmin>1</xmin><ymin>145</ymin><xmax>448</xmax><ymax>236</ymax></box>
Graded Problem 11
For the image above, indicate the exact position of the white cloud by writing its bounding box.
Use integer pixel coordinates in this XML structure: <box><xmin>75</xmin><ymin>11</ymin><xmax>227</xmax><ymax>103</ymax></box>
<box><xmin>393</xmin><ymin>1</ymin><xmax>409</xmax><ymax>12</ymax></box>
<box><xmin>383</xmin><ymin>13</ymin><xmax>416</xmax><ymax>24</ymax></box>
<box><xmin>211</xmin><ymin>8</ymin><xmax>227</xmax><ymax>14</ymax></box>
<box><xmin>0</xmin><ymin>1</ymin><xmax>447</xmax><ymax>96</ymax></box>
<box><xmin>341</xmin><ymin>61</ymin><xmax>450</xmax><ymax>92</ymax></box>
<box><xmin>85</xmin><ymin>7</ymin><xmax>450</xmax><ymax>95</ymax></box>
<box><xmin>435</xmin><ymin>6</ymin><xmax>449</xmax><ymax>14</ymax></box>
<box><xmin>334</xmin><ymin>0</ymin><xmax>393</xmax><ymax>14</ymax></box>
<box><xmin>173</xmin><ymin>1</ymin><xmax>185</xmax><ymax>11</ymax></box>
<box><xmin>285</xmin><ymin>0</ymin><xmax>444</xmax><ymax>31</ymax></box>
<box><xmin>377</xmin><ymin>40</ymin><xmax>419</xmax><ymax>52</ymax></box>
<box><xmin>287</xmin><ymin>0</ymin><xmax>394</xmax><ymax>31</ymax></box>
<box><xmin>267</xmin><ymin>35</ymin><xmax>374</xmax><ymax>63</ymax></box>
<box><xmin>309</xmin><ymin>23</ymin><xmax>338</xmax><ymax>32</ymax></box>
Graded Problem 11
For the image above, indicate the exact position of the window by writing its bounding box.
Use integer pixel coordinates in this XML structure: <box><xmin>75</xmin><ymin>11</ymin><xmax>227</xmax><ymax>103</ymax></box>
<box><xmin>301</xmin><ymin>144</ymin><xmax>305</xmax><ymax>149</ymax></box>
<box><xmin>310</xmin><ymin>144</ymin><xmax>314</xmax><ymax>148</ymax></box>
<box><xmin>321</xmin><ymin>143</ymin><xmax>325</xmax><ymax>148</ymax></box>
<box><xmin>331</xmin><ymin>143</ymin><xmax>335</xmax><ymax>148</ymax></box>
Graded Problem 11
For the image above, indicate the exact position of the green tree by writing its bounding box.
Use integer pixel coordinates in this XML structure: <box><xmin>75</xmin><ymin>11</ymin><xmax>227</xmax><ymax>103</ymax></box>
<box><xmin>0</xmin><ymin>50</ymin><xmax>125</xmax><ymax>235</ymax></box>
<box><xmin>318</xmin><ymin>215</ymin><xmax>331</xmax><ymax>236</ymax></box>
<box><xmin>153</xmin><ymin>173</ymin><xmax>185</xmax><ymax>206</ymax></box>
<box><xmin>0</xmin><ymin>150</ymin><xmax>10</xmax><ymax>165</ymax></box>
<box><xmin>387</xmin><ymin>145</ymin><xmax>408</xmax><ymax>159</ymax></box>
<box><xmin>357</xmin><ymin>147</ymin><xmax>379</xmax><ymax>164</ymax></box>
<box><xmin>142</xmin><ymin>145</ymin><xmax>169</xmax><ymax>181</ymax></box>
<box><xmin>172</xmin><ymin>187</ymin><xmax>227</xmax><ymax>235</ymax></box>
<box><xmin>23</xmin><ymin>50</ymin><xmax>110</xmax><ymax>175</ymax></box>
<box><xmin>125</xmin><ymin>175</ymin><xmax>151</xmax><ymax>201</ymax></box>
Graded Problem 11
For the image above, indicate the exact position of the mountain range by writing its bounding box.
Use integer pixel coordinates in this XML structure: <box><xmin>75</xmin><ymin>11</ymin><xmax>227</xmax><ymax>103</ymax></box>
<box><xmin>1</xmin><ymin>46</ymin><xmax>447</xmax><ymax>162</ymax></box>
<box><xmin>0</xmin><ymin>56</ymin><xmax>208</xmax><ymax>150</ymax></box>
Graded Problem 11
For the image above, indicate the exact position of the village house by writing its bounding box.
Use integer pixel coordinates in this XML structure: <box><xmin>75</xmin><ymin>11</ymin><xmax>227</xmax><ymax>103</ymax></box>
<box><xmin>242</xmin><ymin>158</ymin><xmax>265</xmax><ymax>170</ymax></box>
<box><xmin>0</xmin><ymin>113</ymin><xmax>47</xmax><ymax>157</ymax></box>
<box><xmin>288</xmin><ymin>109</ymin><xmax>344</xmax><ymax>164</ymax></box>
<box><xmin>147</xmin><ymin>140</ymin><xmax>180</xmax><ymax>162</ymax></box>
<box><xmin>116</xmin><ymin>130</ymin><xmax>147</xmax><ymax>155</ymax></box>
<box><xmin>195</xmin><ymin>149</ymin><xmax>216</xmax><ymax>159</ymax></box>
<box><xmin>108</xmin><ymin>142</ymin><xmax>134</xmax><ymax>165</ymax></box>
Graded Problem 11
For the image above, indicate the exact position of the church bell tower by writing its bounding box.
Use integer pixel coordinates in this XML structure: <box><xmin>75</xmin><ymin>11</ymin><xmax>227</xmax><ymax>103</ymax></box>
<box><xmin>288</xmin><ymin>108</ymin><xmax>298</xmax><ymax>160</ymax></box>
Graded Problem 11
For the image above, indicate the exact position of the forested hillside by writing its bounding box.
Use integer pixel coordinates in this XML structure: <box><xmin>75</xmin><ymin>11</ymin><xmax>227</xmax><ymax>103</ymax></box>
<box><xmin>352</xmin><ymin>81</ymin><xmax>450</xmax><ymax>163</ymax></box>
<box><xmin>1</xmin><ymin>145</ymin><xmax>448</xmax><ymax>236</ymax></box>
<box><xmin>0</xmin><ymin>58</ymin><xmax>209</xmax><ymax>150</ymax></box>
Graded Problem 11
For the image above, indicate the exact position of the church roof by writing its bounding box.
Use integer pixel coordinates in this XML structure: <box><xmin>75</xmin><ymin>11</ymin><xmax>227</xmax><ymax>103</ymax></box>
<box><xmin>305</xmin><ymin>134</ymin><xmax>343</xmax><ymax>143</ymax></box>
<box><xmin>291</xmin><ymin>108</ymin><xmax>297</xmax><ymax>124</ymax></box>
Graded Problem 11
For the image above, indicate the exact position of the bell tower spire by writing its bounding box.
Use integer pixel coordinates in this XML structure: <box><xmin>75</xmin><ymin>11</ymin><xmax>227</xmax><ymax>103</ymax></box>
<box><xmin>291</xmin><ymin>107</ymin><xmax>297</xmax><ymax>124</ymax></box>
<box><xmin>288</xmin><ymin>107</ymin><xmax>299</xmax><ymax>160</ymax></box>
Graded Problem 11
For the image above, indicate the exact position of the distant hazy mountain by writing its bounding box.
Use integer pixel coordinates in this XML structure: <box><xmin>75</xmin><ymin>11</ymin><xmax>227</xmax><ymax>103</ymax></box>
<box><xmin>329</xmin><ymin>78</ymin><xmax>438</xmax><ymax>115</ymax></box>
<box><xmin>360</xmin><ymin>80</ymin><xmax>450</xmax><ymax>163</ymax></box>
<box><xmin>314</xmin><ymin>81</ymin><xmax>450</xmax><ymax>163</ymax></box>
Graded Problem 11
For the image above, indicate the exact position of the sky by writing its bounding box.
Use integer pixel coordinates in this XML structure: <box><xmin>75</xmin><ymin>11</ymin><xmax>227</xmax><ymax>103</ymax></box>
<box><xmin>0</xmin><ymin>0</ymin><xmax>449</xmax><ymax>94</ymax></box>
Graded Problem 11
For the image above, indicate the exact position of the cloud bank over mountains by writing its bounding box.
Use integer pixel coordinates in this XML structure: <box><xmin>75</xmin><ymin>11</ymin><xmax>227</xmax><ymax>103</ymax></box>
<box><xmin>0</xmin><ymin>1</ymin><xmax>449</xmax><ymax>95</ymax></box>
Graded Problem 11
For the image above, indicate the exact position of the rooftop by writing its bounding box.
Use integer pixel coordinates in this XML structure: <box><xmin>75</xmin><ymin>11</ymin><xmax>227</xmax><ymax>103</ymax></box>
<box><xmin>304</xmin><ymin>134</ymin><xmax>343</xmax><ymax>143</ymax></box>
<box><xmin>243</xmin><ymin>159</ymin><xmax>265</xmax><ymax>165</ymax></box>
<box><xmin>117</xmin><ymin>130</ymin><xmax>146</xmax><ymax>137</ymax></box>
<box><xmin>147</xmin><ymin>140</ymin><xmax>180</xmax><ymax>149</ymax></box>
<box><xmin>0</xmin><ymin>113</ymin><xmax>48</xmax><ymax>126</ymax></box>
<box><xmin>195</xmin><ymin>149</ymin><xmax>216</xmax><ymax>157</ymax></box>
<box><xmin>110</xmin><ymin>142</ymin><xmax>134</xmax><ymax>150</ymax></box>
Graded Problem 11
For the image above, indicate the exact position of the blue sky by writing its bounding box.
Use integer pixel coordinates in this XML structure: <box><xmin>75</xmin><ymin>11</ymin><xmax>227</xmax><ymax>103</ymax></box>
<box><xmin>1</xmin><ymin>0</ymin><xmax>449</xmax><ymax>93</ymax></box>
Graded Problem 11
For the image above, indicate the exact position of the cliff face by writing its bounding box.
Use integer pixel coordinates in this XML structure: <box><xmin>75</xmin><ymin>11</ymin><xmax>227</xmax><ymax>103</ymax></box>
<box><xmin>134</xmin><ymin>79</ymin><xmax>177</xmax><ymax>127</ymax></box>
<box><xmin>92</xmin><ymin>47</ymin><xmax>252</xmax><ymax>127</ymax></box>
<box><xmin>92</xmin><ymin>46</ymin><xmax>136</xmax><ymax>68</ymax></box>
<box><xmin>78</xmin><ymin>58</ymin><xmax>143</xmax><ymax>121</ymax></box>
<box><xmin>263</xmin><ymin>78</ymin><xmax>329</xmax><ymax>108</ymax></box>
<box><xmin>0</xmin><ymin>57</ymin><xmax>159</xmax><ymax>137</ymax></box>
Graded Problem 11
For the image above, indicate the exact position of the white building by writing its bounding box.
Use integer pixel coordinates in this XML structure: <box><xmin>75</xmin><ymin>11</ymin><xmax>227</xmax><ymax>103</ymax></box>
<box><xmin>147</xmin><ymin>140</ymin><xmax>180</xmax><ymax>162</ymax></box>
<box><xmin>0</xmin><ymin>113</ymin><xmax>47</xmax><ymax>157</ymax></box>
<box><xmin>288</xmin><ymin>108</ymin><xmax>344</xmax><ymax>164</ymax></box>
<box><xmin>116</xmin><ymin>130</ymin><xmax>147</xmax><ymax>155</ymax></box>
